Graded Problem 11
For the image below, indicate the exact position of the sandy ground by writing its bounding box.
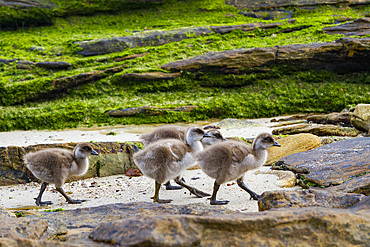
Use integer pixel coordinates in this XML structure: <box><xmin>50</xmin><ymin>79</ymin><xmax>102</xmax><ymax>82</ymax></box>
<box><xmin>0</xmin><ymin>117</ymin><xmax>301</xmax><ymax>212</ymax></box>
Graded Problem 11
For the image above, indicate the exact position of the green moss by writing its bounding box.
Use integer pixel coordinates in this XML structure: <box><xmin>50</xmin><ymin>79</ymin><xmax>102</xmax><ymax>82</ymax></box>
<box><xmin>0</xmin><ymin>1</ymin><xmax>369</xmax><ymax>131</ymax></box>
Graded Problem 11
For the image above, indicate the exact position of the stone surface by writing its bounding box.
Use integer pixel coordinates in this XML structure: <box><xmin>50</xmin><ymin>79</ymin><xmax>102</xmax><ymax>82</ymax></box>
<box><xmin>105</xmin><ymin>105</ymin><xmax>197</xmax><ymax>117</ymax></box>
<box><xmin>162</xmin><ymin>37</ymin><xmax>370</xmax><ymax>74</ymax></box>
<box><xmin>239</xmin><ymin>9</ymin><xmax>293</xmax><ymax>20</ymax></box>
<box><xmin>275</xmin><ymin>137</ymin><xmax>370</xmax><ymax>191</ymax></box>
<box><xmin>75</xmin><ymin>22</ymin><xmax>291</xmax><ymax>56</ymax></box>
<box><xmin>0</xmin><ymin>0</ymin><xmax>57</xmax><ymax>8</ymax></box>
<box><xmin>266</xmin><ymin>133</ymin><xmax>322</xmax><ymax>165</ymax></box>
<box><xmin>29</xmin><ymin>202</ymin><xmax>236</xmax><ymax>243</ymax></box>
<box><xmin>90</xmin><ymin>206</ymin><xmax>370</xmax><ymax>246</ymax></box>
<box><xmin>326</xmin><ymin>173</ymin><xmax>370</xmax><ymax>195</ymax></box>
<box><xmin>0</xmin><ymin>207</ymin><xmax>48</xmax><ymax>239</ymax></box>
<box><xmin>0</xmin><ymin>142</ymin><xmax>138</xmax><ymax>186</ymax></box>
<box><xmin>323</xmin><ymin>17</ymin><xmax>370</xmax><ymax>36</ymax></box>
<box><xmin>120</xmin><ymin>72</ymin><xmax>181</xmax><ymax>81</ymax></box>
<box><xmin>216</xmin><ymin>118</ymin><xmax>264</xmax><ymax>129</ymax></box>
<box><xmin>225</xmin><ymin>0</ymin><xmax>370</xmax><ymax>9</ymax></box>
<box><xmin>258</xmin><ymin>189</ymin><xmax>365</xmax><ymax>211</ymax></box>
<box><xmin>351</xmin><ymin>103</ymin><xmax>370</xmax><ymax>133</ymax></box>
<box><xmin>257</xmin><ymin>169</ymin><xmax>297</xmax><ymax>187</ymax></box>
<box><xmin>306</xmin><ymin>112</ymin><xmax>352</xmax><ymax>127</ymax></box>
<box><xmin>272</xmin><ymin>123</ymin><xmax>362</xmax><ymax>136</ymax></box>
<box><xmin>35</xmin><ymin>61</ymin><xmax>72</xmax><ymax>69</ymax></box>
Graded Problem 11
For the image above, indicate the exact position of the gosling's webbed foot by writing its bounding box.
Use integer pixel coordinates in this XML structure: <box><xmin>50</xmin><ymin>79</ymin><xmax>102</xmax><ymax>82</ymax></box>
<box><xmin>35</xmin><ymin>198</ymin><xmax>53</xmax><ymax>206</ymax></box>
<box><xmin>67</xmin><ymin>199</ymin><xmax>87</xmax><ymax>204</ymax></box>
<box><xmin>210</xmin><ymin>199</ymin><xmax>229</xmax><ymax>205</ymax></box>
<box><xmin>154</xmin><ymin>198</ymin><xmax>173</xmax><ymax>204</ymax></box>
<box><xmin>165</xmin><ymin>182</ymin><xmax>183</xmax><ymax>190</ymax></box>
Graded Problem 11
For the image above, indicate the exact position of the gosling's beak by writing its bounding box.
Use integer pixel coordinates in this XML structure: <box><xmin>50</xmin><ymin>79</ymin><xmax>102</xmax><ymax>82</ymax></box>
<box><xmin>222</xmin><ymin>137</ymin><xmax>228</xmax><ymax>141</ymax></box>
<box><xmin>273</xmin><ymin>140</ymin><xmax>281</xmax><ymax>147</ymax></box>
<box><xmin>203</xmin><ymin>132</ymin><xmax>211</xmax><ymax>138</ymax></box>
<box><xmin>91</xmin><ymin>149</ymin><xmax>99</xmax><ymax>155</ymax></box>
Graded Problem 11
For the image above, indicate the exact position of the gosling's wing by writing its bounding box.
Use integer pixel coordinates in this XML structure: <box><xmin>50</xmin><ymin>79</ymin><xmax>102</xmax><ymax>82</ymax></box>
<box><xmin>230</xmin><ymin>142</ymin><xmax>252</xmax><ymax>163</ymax></box>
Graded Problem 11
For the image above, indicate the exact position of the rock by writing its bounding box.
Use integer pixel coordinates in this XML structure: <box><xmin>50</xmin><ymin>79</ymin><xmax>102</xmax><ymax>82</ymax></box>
<box><xmin>0</xmin><ymin>207</ymin><xmax>48</xmax><ymax>239</ymax></box>
<box><xmin>0</xmin><ymin>142</ymin><xmax>138</xmax><ymax>186</ymax></box>
<box><xmin>323</xmin><ymin>17</ymin><xmax>370</xmax><ymax>36</ymax></box>
<box><xmin>306</xmin><ymin>112</ymin><xmax>352</xmax><ymax>126</ymax></box>
<box><xmin>105</xmin><ymin>105</ymin><xmax>197</xmax><ymax>117</ymax></box>
<box><xmin>275</xmin><ymin>137</ymin><xmax>370</xmax><ymax>191</ymax></box>
<box><xmin>257</xmin><ymin>169</ymin><xmax>297</xmax><ymax>187</ymax></box>
<box><xmin>35</xmin><ymin>61</ymin><xmax>72</xmax><ymax>69</ymax></box>
<box><xmin>0</xmin><ymin>0</ymin><xmax>56</xmax><ymax>8</ymax></box>
<box><xmin>89</xmin><ymin>206</ymin><xmax>370</xmax><ymax>246</ymax></box>
<box><xmin>272</xmin><ymin>123</ymin><xmax>362</xmax><ymax>136</ymax></box>
<box><xmin>113</xmin><ymin>52</ymin><xmax>149</xmax><ymax>62</ymax></box>
<box><xmin>162</xmin><ymin>37</ymin><xmax>370</xmax><ymax>74</ymax></box>
<box><xmin>326</xmin><ymin>173</ymin><xmax>370</xmax><ymax>195</ymax></box>
<box><xmin>225</xmin><ymin>0</ymin><xmax>369</xmax><ymax>9</ymax></box>
<box><xmin>270</xmin><ymin>119</ymin><xmax>307</xmax><ymax>127</ymax></box>
<box><xmin>120</xmin><ymin>72</ymin><xmax>181</xmax><ymax>81</ymax></box>
<box><xmin>75</xmin><ymin>22</ymin><xmax>291</xmax><ymax>56</ymax></box>
<box><xmin>258</xmin><ymin>189</ymin><xmax>365</xmax><ymax>211</ymax></box>
<box><xmin>30</xmin><ymin>202</ymin><xmax>237</xmax><ymax>243</ymax></box>
<box><xmin>239</xmin><ymin>9</ymin><xmax>293</xmax><ymax>20</ymax></box>
<box><xmin>266</xmin><ymin>133</ymin><xmax>321</xmax><ymax>165</ymax></box>
<box><xmin>351</xmin><ymin>103</ymin><xmax>370</xmax><ymax>133</ymax></box>
<box><xmin>216</xmin><ymin>118</ymin><xmax>264</xmax><ymax>129</ymax></box>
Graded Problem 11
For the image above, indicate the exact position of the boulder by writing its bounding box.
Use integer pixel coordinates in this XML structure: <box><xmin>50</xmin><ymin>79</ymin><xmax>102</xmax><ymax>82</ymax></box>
<box><xmin>257</xmin><ymin>169</ymin><xmax>297</xmax><ymax>187</ymax></box>
<box><xmin>272</xmin><ymin>123</ymin><xmax>362</xmax><ymax>136</ymax></box>
<box><xmin>323</xmin><ymin>17</ymin><xmax>370</xmax><ymax>36</ymax></box>
<box><xmin>351</xmin><ymin>103</ymin><xmax>370</xmax><ymax>133</ymax></box>
<box><xmin>275</xmin><ymin>137</ymin><xmax>370</xmax><ymax>192</ymax></box>
<box><xmin>161</xmin><ymin>37</ymin><xmax>370</xmax><ymax>74</ymax></box>
<box><xmin>90</xmin><ymin>206</ymin><xmax>370</xmax><ymax>246</ymax></box>
<box><xmin>0</xmin><ymin>142</ymin><xmax>138</xmax><ymax>186</ymax></box>
<box><xmin>225</xmin><ymin>0</ymin><xmax>370</xmax><ymax>9</ymax></box>
<box><xmin>266</xmin><ymin>133</ymin><xmax>321</xmax><ymax>165</ymax></box>
<box><xmin>258</xmin><ymin>189</ymin><xmax>365</xmax><ymax>211</ymax></box>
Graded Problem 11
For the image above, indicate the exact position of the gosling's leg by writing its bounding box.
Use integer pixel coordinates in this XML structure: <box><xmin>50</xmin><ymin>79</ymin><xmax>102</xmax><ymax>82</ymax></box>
<box><xmin>174</xmin><ymin>176</ymin><xmax>210</xmax><ymax>198</ymax></box>
<box><xmin>210</xmin><ymin>181</ymin><xmax>229</xmax><ymax>205</ymax></box>
<box><xmin>35</xmin><ymin>182</ymin><xmax>53</xmax><ymax>206</ymax></box>
<box><xmin>165</xmin><ymin>181</ymin><xmax>183</xmax><ymax>190</ymax></box>
<box><xmin>56</xmin><ymin>187</ymin><xmax>87</xmax><ymax>204</ymax></box>
<box><xmin>237</xmin><ymin>177</ymin><xmax>260</xmax><ymax>200</ymax></box>
<box><xmin>153</xmin><ymin>181</ymin><xmax>173</xmax><ymax>203</ymax></box>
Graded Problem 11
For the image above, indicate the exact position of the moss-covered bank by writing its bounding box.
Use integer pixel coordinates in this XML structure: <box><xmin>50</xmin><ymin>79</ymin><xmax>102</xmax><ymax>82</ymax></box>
<box><xmin>0</xmin><ymin>0</ymin><xmax>369</xmax><ymax>131</ymax></box>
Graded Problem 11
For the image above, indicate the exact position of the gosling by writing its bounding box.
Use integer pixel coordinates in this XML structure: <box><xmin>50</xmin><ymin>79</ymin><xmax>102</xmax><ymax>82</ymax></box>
<box><xmin>139</xmin><ymin>125</ymin><xmax>226</xmax><ymax>190</ymax></box>
<box><xmin>133</xmin><ymin>127</ymin><xmax>211</xmax><ymax>203</ymax></box>
<box><xmin>196</xmin><ymin>133</ymin><xmax>280</xmax><ymax>205</ymax></box>
<box><xmin>24</xmin><ymin>143</ymin><xmax>98</xmax><ymax>206</ymax></box>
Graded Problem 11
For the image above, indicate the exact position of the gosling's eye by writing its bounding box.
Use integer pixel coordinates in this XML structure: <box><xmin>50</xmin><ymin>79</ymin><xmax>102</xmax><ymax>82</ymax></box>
<box><xmin>215</xmin><ymin>134</ymin><xmax>221</xmax><ymax>138</ymax></box>
<box><xmin>265</xmin><ymin>137</ymin><xmax>272</xmax><ymax>142</ymax></box>
<box><xmin>83</xmin><ymin>146</ymin><xmax>91</xmax><ymax>151</ymax></box>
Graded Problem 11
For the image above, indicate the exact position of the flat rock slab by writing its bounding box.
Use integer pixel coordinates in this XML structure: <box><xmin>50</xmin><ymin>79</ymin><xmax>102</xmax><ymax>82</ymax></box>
<box><xmin>276</xmin><ymin>137</ymin><xmax>370</xmax><ymax>189</ymax></box>
<box><xmin>90</xmin><ymin>206</ymin><xmax>370</xmax><ymax>246</ymax></box>
<box><xmin>258</xmin><ymin>189</ymin><xmax>365</xmax><ymax>211</ymax></box>
<box><xmin>75</xmin><ymin>22</ymin><xmax>291</xmax><ymax>56</ymax></box>
<box><xmin>225</xmin><ymin>0</ymin><xmax>370</xmax><ymax>9</ymax></box>
<box><xmin>272</xmin><ymin>123</ymin><xmax>362</xmax><ymax>136</ymax></box>
<box><xmin>0</xmin><ymin>0</ymin><xmax>57</xmax><ymax>8</ymax></box>
<box><xmin>323</xmin><ymin>17</ymin><xmax>370</xmax><ymax>36</ymax></box>
<box><xmin>29</xmin><ymin>202</ymin><xmax>236</xmax><ymax>243</ymax></box>
<box><xmin>120</xmin><ymin>72</ymin><xmax>181</xmax><ymax>81</ymax></box>
<box><xmin>161</xmin><ymin>37</ymin><xmax>370</xmax><ymax>74</ymax></box>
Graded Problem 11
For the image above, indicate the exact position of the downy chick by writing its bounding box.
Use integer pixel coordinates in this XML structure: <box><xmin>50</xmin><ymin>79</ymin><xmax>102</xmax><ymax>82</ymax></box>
<box><xmin>24</xmin><ymin>143</ymin><xmax>98</xmax><ymax>206</ymax></box>
<box><xmin>196</xmin><ymin>133</ymin><xmax>280</xmax><ymax>205</ymax></box>
<box><xmin>134</xmin><ymin>127</ymin><xmax>211</xmax><ymax>203</ymax></box>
